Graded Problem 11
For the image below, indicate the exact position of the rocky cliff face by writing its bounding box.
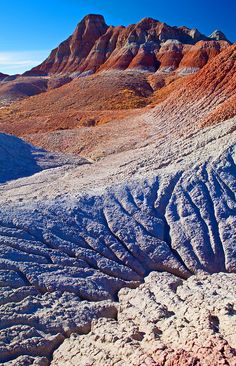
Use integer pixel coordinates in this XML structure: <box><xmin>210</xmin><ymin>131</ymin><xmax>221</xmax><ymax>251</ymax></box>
<box><xmin>26</xmin><ymin>14</ymin><xmax>230</xmax><ymax>76</ymax></box>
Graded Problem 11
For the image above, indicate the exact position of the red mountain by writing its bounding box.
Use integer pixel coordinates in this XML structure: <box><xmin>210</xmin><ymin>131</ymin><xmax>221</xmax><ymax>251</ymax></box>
<box><xmin>25</xmin><ymin>14</ymin><xmax>230</xmax><ymax>76</ymax></box>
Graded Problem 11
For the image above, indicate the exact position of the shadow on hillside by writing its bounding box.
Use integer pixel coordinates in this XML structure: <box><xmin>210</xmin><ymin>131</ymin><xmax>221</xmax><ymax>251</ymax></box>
<box><xmin>0</xmin><ymin>133</ymin><xmax>43</xmax><ymax>183</ymax></box>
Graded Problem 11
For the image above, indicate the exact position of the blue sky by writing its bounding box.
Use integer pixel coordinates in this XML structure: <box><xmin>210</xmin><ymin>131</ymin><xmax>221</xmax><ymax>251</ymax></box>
<box><xmin>0</xmin><ymin>0</ymin><xmax>235</xmax><ymax>74</ymax></box>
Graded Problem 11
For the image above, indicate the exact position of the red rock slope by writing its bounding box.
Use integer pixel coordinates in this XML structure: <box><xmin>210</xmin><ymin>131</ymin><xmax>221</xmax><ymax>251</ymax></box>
<box><xmin>150</xmin><ymin>43</ymin><xmax>236</xmax><ymax>132</ymax></box>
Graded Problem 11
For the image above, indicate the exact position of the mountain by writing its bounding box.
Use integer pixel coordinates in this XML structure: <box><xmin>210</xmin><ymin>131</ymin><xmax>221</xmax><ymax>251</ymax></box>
<box><xmin>26</xmin><ymin>14</ymin><xmax>230</xmax><ymax>76</ymax></box>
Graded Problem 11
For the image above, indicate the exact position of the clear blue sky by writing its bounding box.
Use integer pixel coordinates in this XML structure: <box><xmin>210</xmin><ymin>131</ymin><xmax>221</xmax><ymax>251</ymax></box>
<box><xmin>0</xmin><ymin>0</ymin><xmax>235</xmax><ymax>74</ymax></box>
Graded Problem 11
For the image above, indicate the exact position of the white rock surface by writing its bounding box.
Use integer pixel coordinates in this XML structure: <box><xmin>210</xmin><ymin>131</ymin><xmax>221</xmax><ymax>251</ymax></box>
<box><xmin>0</xmin><ymin>117</ymin><xmax>235</xmax><ymax>364</ymax></box>
<box><xmin>51</xmin><ymin>272</ymin><xmax>236</xmax><ymax>366</ymax></box>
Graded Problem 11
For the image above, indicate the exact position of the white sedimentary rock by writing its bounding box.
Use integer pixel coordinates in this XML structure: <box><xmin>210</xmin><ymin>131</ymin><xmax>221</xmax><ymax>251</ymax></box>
<box><xmin>51</xmin><ymin>272</ymin><xmax>236</xmax><ymax>366</ymax></box>
<box><xmin>0</xmin><ymin>117</ymin><xmax>235</xmax><ymax>364</ymax></box>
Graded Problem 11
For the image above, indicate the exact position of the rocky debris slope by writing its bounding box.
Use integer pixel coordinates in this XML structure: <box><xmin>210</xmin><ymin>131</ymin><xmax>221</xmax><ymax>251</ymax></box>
<box><xmin>27</xmin><ymin>15</ymin><xmax>230</xmax><ymax>76</ymax></box>
<box><xmin>0</xmin><ymin>70</ymin><xmax>154</xmax><ymax>136</ymax></box>
<box><xmin>51</xmin><ymin>272</ymin><xmax>236</xmax><ymax>366</ymax></box>
<box><xmin>0</xmin><ymin>115</ymin><xmax>235</xmax><ymax>364</ymax></box>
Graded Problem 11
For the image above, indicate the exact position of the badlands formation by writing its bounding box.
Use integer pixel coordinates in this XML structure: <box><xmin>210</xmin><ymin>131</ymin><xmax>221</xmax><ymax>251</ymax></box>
<box><xmin>0</xmin><ymin>14</ymin><xmax>231</xmax><ymax>105</ymax></box>
<box><xmin>0</xmin><ymin>14</ymin><xmax>235</xmax><ymax>366</ymax></box>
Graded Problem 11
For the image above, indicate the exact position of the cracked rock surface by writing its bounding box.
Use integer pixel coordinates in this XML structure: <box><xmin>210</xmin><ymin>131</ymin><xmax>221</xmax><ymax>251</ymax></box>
<box><xmin>51</xmin><ymin>272</ymin><xmax>236</xmax><ymax>366</ymax></box>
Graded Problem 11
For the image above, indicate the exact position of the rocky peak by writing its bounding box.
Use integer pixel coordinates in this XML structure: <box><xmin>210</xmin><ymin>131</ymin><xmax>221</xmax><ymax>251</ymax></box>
<box><xmin>189</xmin><ymin>28</ymin><xmax>206</xmax><ymax>41</ymax></box>
<box><xmin>73</xmin><ymin>14</ymin><xmax>108</xmax><ymax>37</ymax></box>
<box><xmin>136</xmin><ymin>17</ymin><xmax>161</xmax><ymax>30</ymax></box>
<box><xmin>82</xmin><ymin>14</ymin><xmax>106</xmax><ymax>24</ymax></box>
<box><xmin>209</xmin><ymin>30</ymin><xmax>230</xmax><ymax>42</ymax></box>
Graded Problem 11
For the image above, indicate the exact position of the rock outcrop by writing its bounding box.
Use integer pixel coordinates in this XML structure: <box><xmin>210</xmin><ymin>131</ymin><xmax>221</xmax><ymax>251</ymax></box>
<box><xmin>26</xmin><ymin>14</ymin><xmax>231</xmax><ymax>76</ymax></box>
